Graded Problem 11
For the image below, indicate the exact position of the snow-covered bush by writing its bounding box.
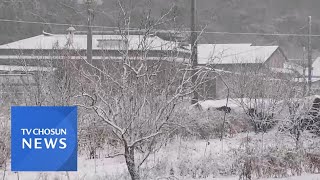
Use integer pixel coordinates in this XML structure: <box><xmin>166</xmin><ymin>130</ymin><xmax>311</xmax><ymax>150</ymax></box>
<box><xmin>303</xmin><ymin>140</ymin><xmax>320</xmax><ymax>173</ymax></box>
<box><xmin>235</xmin><ymin>143</ymin><xmax>303</xmax><ymax>179</ymax></box>
<box><xmin>139</xmin><ymin>156</ymin><xmax>170</xmax><ymax>180</ymax></box>
<box><xmin>173</xmin><ymin>107</ymin><xmax>251</xmax><ymax>140</ymax></box>
<box><xmin>177</xmin><ymin>154</ymin><xmax>216</xmax><ymax>178</ymax></box>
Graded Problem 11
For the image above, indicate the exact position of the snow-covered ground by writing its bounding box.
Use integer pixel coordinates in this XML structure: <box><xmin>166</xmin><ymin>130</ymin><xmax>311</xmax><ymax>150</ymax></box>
<box><xmin>2</xmin><ymin>156</ymin><xmax>127</xmax><ymax>180</ymax></box>
<box><xmin>191</xmin><ymin>174</ymin><xmax>320</xmax><ymax>180</ymax></box>
<box><xmin>196</xmin><ymin>98</ymin><xmax>282</xmax><ymax>109</ymax></box>
<box><xmin>3</xmin><ymin>97</ymin><xmax>320</xmax><ymax>180</ymax></box>
<box><xmin>2</xmin><ymin>131</ymin><xmax>320</xmax><ymax>180</ymax></box>
<box><xmin>193</xmin><ymin>98</ymin><xmax>285</xmax><ymax>115</ymax></box>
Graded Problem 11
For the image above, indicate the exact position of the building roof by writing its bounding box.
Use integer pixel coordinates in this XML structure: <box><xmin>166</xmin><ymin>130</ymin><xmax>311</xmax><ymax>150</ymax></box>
<box><xmin>0</xmin><ymin>33</ymin><xmax>182</xmax><ymax>51</ymax></box>
<box><xmin>195</xmin><ymin>44</ymin><xmax>280</xmax><ymax>65</ymax></box>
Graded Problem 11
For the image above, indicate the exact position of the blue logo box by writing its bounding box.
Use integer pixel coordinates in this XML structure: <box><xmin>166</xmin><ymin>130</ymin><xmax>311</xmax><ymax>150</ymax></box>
<box><xmin>11</xmin><ymin>106</ymin><xmax>78</xmax><ymax>171</ymax></box>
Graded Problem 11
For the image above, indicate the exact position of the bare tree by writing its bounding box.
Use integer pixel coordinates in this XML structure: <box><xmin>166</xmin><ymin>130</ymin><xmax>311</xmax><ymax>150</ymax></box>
<box><xmin>75</xmin><ymin>40</ymin><xmax>204</xmax><ymax>179</ymax></box>
<box><xmin>70</xmin><ymin>4</ymin><xmax>206</xmax><ymax>180</ymax></box>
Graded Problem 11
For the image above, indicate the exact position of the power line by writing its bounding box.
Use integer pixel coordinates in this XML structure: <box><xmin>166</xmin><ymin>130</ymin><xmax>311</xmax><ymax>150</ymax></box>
<box><xmin>195</xmin><ymin>31</ymin><xmax>320</xmax><ymax>37</ymax></box>
<box><xmin>216</xmin><ymin>24</ymin><xmax>309</xmax><ymax>59</ymax></box>
<box><xmin>221</xmin><ymin>41</ymin><xmax>278</xmax><ymax>59</ymax></box>
<box><xmin>2</xmin><ymin>18</ymin><xmax>320</xmax><ymax>37</ymax></box>
<box><xmin>214</xmin><ymin>23</ymin><xmax>310</xmax><ymax>59</ymax></box>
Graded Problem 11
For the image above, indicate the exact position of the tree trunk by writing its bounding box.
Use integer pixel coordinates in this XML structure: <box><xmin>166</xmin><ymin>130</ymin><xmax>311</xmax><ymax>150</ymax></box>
<box><xmin>124</xmin><ymin>142</ymin><xmax>140</xmax><ymax>180</ymax></box>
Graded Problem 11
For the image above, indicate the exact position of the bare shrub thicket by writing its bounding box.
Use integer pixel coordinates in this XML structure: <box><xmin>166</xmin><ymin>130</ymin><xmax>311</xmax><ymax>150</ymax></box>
<box><xmin>176</xmin><ymin>108</ymin><xmax>227</xmax><ymax>140</ymax></box>
<box><xmin>172</xmin><ymin>105</ymin><xmax>251</xmax><ymax>140</ymax></box>
<box><xmin>235</xmin><ymin>141</ymin><xmax>303</xmax><ymax>179</ymax></box>
<box><xmin>210</xmin><ymin>64</ymin><xmax>320</xmax><ymax>179</ymax></box>
<box><xmin>177</xmin><ymin>151</ymin><xmax>241</xmax><ymax>179</ymax></box>
<box><xmin>0</xmin><ymin>106</ymin><xmax>10</xmax><ymax>180</ymax></box>
<box><xmin>78</xmin><ymin>112</ymin><xmax>109</xmax><ymax>159</ymax></box>
<box><xmin>304</xmin><ymin>151</ymin><xmax>320</xmax><ymax>173</ymax></box>
<box><xmin>223</xmin><ymin>64</ymin><xmax>295</xmax><ymax>133</ymax></box>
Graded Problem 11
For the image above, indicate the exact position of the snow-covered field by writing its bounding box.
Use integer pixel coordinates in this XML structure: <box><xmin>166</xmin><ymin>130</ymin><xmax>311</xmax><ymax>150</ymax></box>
<box><xmin>196</xmin><ymin>95</ymin><xmax>320</xmax><ymax>112</ymax></box>
<box><xmin>2</xmin><ymin>131</ymin><xmax>320</xmax><ymax>180</ymax></box>
<box><xmin>2</xmin><ymin>156</ymin><xmax>127</xmax><ymax>180</ymax></box>
<box><xmin>2</xmin><ymin>97</ymin><xmax>320</xmax><ymax>180</ymax></box>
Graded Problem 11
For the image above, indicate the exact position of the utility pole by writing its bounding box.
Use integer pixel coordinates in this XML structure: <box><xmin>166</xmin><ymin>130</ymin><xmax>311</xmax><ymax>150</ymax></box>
<box><xmin>302</xmin><ymin>46</ymin><xmax>306</xmax><ymax>96</ymax></box>
<box><xmin>86</xmin><ymin>0</ymin><xmax>93</xmax><ymax>63</ymax></box>
<box><xmin>307</xmin><ymin>16</ymin><xmax>312</xmax><ymax>95</ymax></box>
<box><xmin>191</xmin><ymin>0</ymin><xmax>198</xmax><ymax>105</ymax></box>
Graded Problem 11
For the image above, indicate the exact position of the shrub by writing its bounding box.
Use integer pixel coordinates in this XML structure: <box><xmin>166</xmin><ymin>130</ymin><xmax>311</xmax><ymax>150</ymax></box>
<box><xmin>0</xmin><ymin>112</ymin><xmax>10</xmax><ymax>170</ymax></box>
<box><xmin>172</xmin><ymin>107</ymin><xmax>249</xmax><ymax>140</ymax></box>
<box><xmin>78</xmin><ymin>113</ymin><xmax>108</xmax><ymax>159</ymax></box>
<box><xmin>235</xmin><ymin>146</ymin><xmax>302</xmax><ymax>179</ymax></box>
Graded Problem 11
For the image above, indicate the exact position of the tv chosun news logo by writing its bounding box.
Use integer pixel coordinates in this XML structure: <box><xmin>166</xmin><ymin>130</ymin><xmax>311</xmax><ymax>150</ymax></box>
<box><xmin>11</xmin><ymin>106</ymin><xmax>78</xmax><ymax>171</ymax></box>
